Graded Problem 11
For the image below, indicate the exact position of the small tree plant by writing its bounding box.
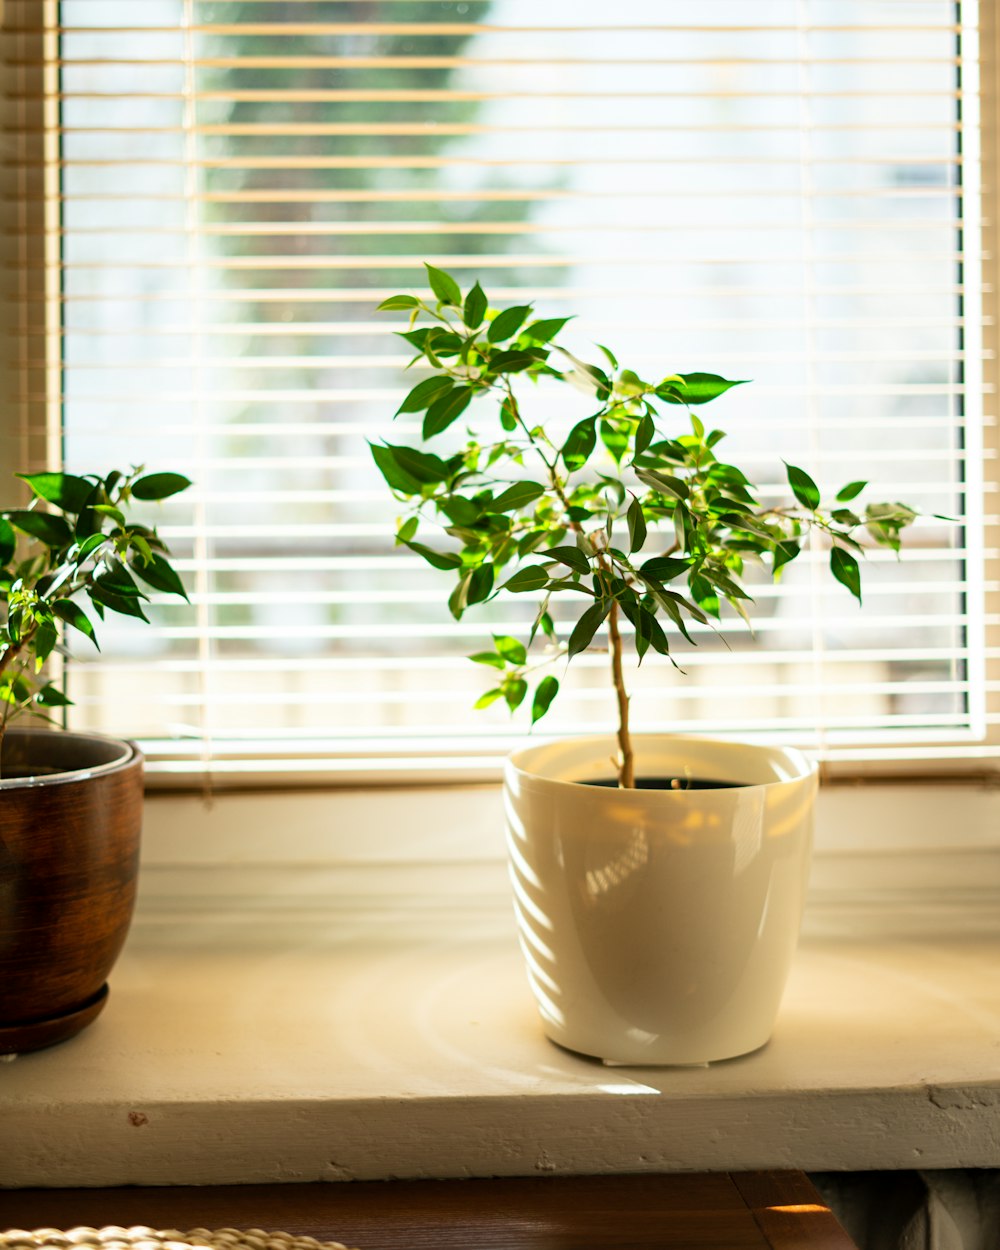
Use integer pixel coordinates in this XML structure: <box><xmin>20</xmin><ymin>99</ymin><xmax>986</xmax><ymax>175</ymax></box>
<box><xmin>0</xmin><ymin>467</ymin><xmax>191</xmax><ymax>772</ymax></box>
<box><xmin>373</xmin><ymin>265</ymin><xmax>917</xmax><ymax>788</ymax></box>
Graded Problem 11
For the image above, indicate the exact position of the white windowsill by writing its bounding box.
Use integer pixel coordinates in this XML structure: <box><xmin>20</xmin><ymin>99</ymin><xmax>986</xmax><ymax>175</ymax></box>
<box><xmin>2</xmin><ymin>782</ymin><xmax>1000</xmax><ymax>1188</ymax></box>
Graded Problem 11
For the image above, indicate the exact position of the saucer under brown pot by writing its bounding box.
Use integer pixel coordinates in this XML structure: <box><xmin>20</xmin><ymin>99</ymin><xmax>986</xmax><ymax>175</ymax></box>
<box><xmin>0</xmin><ymin>728</ymin><xmax>143</xmax><ymax>1053</ymax></box>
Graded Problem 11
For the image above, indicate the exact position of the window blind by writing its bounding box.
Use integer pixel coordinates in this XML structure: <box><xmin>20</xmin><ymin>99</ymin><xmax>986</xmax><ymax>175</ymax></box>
<box><xmin>2</xmin><ymin>0</ymin><xmax>989</xmax><ymax>785</ymax></box>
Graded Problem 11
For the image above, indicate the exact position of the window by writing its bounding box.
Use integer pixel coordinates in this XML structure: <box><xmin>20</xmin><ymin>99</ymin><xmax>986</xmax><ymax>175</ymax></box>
<box><xmin>3</xmin><ymin>0</ymin><xmax>995</xmax><ymax>786</ymax></box>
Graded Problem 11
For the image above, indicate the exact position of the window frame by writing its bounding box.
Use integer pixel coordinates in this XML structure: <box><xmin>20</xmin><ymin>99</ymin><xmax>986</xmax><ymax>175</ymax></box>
<box><xmin>2</xmin><ymin>0</ymin><xmax>999</xmax><ymax>791</ymax></box>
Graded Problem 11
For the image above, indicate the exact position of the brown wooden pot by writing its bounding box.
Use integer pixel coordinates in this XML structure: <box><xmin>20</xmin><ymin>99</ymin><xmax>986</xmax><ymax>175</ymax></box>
<box><xmin>0</xmin><ymin>728</ymin><xmax>143</xmax><ymax>1053</ymax></box>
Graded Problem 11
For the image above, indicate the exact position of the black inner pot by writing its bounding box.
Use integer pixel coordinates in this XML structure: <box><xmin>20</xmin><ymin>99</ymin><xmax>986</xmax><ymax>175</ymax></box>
<box><xmin>582</xmin><ymin>776</ymin><xmax>747</xmax><ymax>790</ymax></box>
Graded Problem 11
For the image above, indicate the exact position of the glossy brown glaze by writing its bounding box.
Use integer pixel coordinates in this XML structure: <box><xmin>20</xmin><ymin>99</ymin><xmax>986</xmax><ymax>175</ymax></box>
<box><xmin>0</xmin><ymin>730</ymin><xmax>143</xmax><ymax>1050</ymax></box>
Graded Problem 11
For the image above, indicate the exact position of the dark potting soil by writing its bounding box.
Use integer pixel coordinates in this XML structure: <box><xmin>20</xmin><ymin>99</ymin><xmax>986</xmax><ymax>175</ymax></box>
<box><xmin>582</xmin><ymin>776</ymin><xmax>747</xmax><ymax>790</ymax></box>
<box><xmin>1</xmin><ymin>763</ymin><xmax>65</xmax><ymax>780</ymax></box>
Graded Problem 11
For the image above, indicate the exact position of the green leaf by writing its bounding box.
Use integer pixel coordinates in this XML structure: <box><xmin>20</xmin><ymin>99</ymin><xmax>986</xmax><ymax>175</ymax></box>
<box><xmin>73</xmin><ymin>504</ymin><xmax>104</xmax><ymax>540</ymax></box>
<box><xmin>836</xmin><ymin>480</ymin><xmax>868</xmax><ymax>503</ymax></box>
<box><xmin>467</xmin><ymin>562</ymin><xmax>495</xmax><ymax>605</ymax></box>
<box><xmin>650</xmin><ymin>590</ymin><xmax>696</xmax><ymax>643</ymax></box>
<box><xmin>371</xmin><ymin>442</ymin><xmax>447</xmax><ymax>493</ymax></box>
<box><xmin>641</xmin><ymin>606</ymin><xmax>672</xmax><ymax>657</ymax></box>
<box><xmin>425</xmin><ymin>263</ymin><xmax>462</xmax><ymax>307</ymax></box>
<box><xmin>402</xmin><ymin>540</ymin><xmax>463</xmax><ymax>571</ymax></box>
<box><xmin>51</xmin><ymin>598</ymin><xmax>99</xmax><ymax>648</ymax></box>
<box><xmin>620</xmin><ymin>599</ymin><xmax>653</xmax><ymax>661</ymax></box>
<box><xmin>546</xmin><ymin>578</ymin><xmax>594</xmax><ymax>597</ymax></box>
<box><xmin>531</xmin><ymin>675</ymin><xmax>560</xmax><ymax>724</ymax></box>
<box><xmin>493</xmin><ymin>634</ymin><xmax>527</xmax><ymax>664</ymax></box>
<box><xmin>599</xmin><ymin>478</ymin><xmax>626</xmax><ymax>510</ymax></box>
<box><xmin>0</xmin><ymin>516</ymin><xmax>15</xmax><ymax>565</ymax></box>
<box><xmin>865</xmin><ymin>502</ymin><xmax>917</xmax><ymax>551</ymax></box>
<box><xmin>1</xmin><ymin>671</ymin><xmax>33</xmax><ymax>703</ymax></box>
<box><xmin>5</xmin><ymin>510</ymin><xmax>73</xmax><ymax>549</ymax></box>
<box><xmin>377</xmin><ymin>294</ymin><xmax>420</xmax><ymax>311</ymax></box>
<box><xmin>640</xmin><ymin>555</ymin><xmax>689</xmax><ymax>583</ymax></box>
<box><xmin>423</xmin><ymin>386</ymin><xmax>475</xmax><ymax>439</ymax></box>
<box><xmin>397</xmin><ymin>327</ymin><xmax>432</xmax><ymax>352</ymax></box>
<box><xmin>545</xmin><ymin>545</ymin><xmax>590</xmax><ymax>576</ymax></box>
<box><xmin>700</xmin><ymin>564</ymin><xmax>751</xmax><ymax>601</ymax></box>
<box><xmin>556</xmin><ymin>348</ymin><xmax>611</xmax><ymax>397</ymax></box>
<box><xmin>688</xmin><ymin>573</ymin><xmax>721</xmax><ymax>619</ymax></box>
<box><xmin>772</xmin><ymin>540</ymin><xmax>800</xmax><ymax>574</ymax></box>
<box><xmin>396</xmin><ymin>516</ymin><xmax>419</xmax><ymax>543</ymax></box>
<box><xmin>503</xmin><ymin>678</ymin><xmax>528</xmax><ymax>712</ymax></box>
<box><xmin>396</xmin><ymin>375</ymin><xmax>454</xmax><ymax>415</ymax></box>
<box><xmin>470</xmin><ymin>651</ymin><xmax>505</xmax><ymax>669</ymax></box>
<box><xmin>537</xmin><ymin>609</ymin><xmax>556</xmax><ymax>642</ymax></box>
<box><xmin>785</xmin><ymin>463</ymin><xmax>821</xmax><ymax>511</ymax></box>
<box><xmin>33</xmin><ymin>620</ymin><xmax>58</xmax><ymax>666</ymax></box>
<box><xmin>599</xmin><ymin>419</ymin><xmax>629</xmax><ymax>466</ymax></box>
<box><xmin>74</xmin><ymin>532</ymin><xmax>108</xmax><ymax>562</ymax></box>
<box><xmin>394</xmin><ymin>445</ymin><xmax>452</xmax><ymax>485</ymax></box>
<box><xmin>567</xmin><ymin>599</ymin><xmax>612</xmax><ymax>659</ymax></box>
<box><xmin>656</xmin><ymin>373</ymin><xmax>748</xmax><ymax>405</ymax></box>
<box><xmin>440</xmin><ymin>496</ymin><xmax>481</xmax><ymax>527</ymax></box>
<box><xmin>464</xmin><ymin>282</ymin><xmax>488</xmax><ymax>329</ymax></box>
<box><xmin>474</xmin><ymin>688</ymin><xmax>504</xmax><ymax>709</ymax></box>
<box><xmin>132</xmin><ymin>472</ymin><xmax>191</xmax><ymax>501</ymax></box>
<box><xmin>487</xmin><ymin>349</ymin><xmax>541</xmax><ymax>373</ymax></box>
<box><xmin>96</xmin><ymin>559</ymin><xmax>147</xmax><ymax>599</ymax></box>
<box><xmin>595</xmin><ymin>342</ymin><xmax>619</xmax><ymax>370</ymax></box>
<box><xmin>517</xmin><ymin>529</ymin><xmax>550</xmax><ymax>557</ymax></box>
<box><xmin>503</xmin><ymin>565</ymin><xmax>550</xmax><ymax>594</ymax></box>
<box><xmin>91</xmin><ymin>504</ymin><xmax>126</xmax><ymax>527</ymax></box>
<box><xmin>492</xmin><ymin>481</ymin><xmax>545</xmax><ymax>513</ymax></box>
<box><xmin>521</xmin><ymin>317</ymin><xmax>571</xmax><ymax>343</ymax></box>
<box><xmin>17</xmin><ymin>472</ymin><xmax>94</xmax><ymax>514</ymax></box>
<box><xmin>448</xmin><ymin>571</ymin><xmax>472</xmax><ymax>619</ymax></box>
<box><xmin>635</xmin><ymin>468</ymin><xmax>689</xmax><ymax>499</ymax></box>
<box><xmin>88</xmin><ymin>583</ymin><xmax>149</xmax><ymax>622</ymax></box>
<box><xmin>830</xmin><ymin>546</ymin><xmax>862</xmax><ymax>602</ymax></box>
<box><xmin>627</xmin><ymin>498</ymin><xmax>647</xmax><ymax>553</ymax></box>
<box><xmin>561</xmin><ymin>417</ymin><xmax>598</xmax><ymax>472</ymax></box>
<box><xmin>634</xmin><ymin>413</ymin><xmax>655</xmax><ymax>458</ymax></box>
<box><xmin>35</xmin><ymin>682</ymin><xmax>72</xmax><ymax>708</ymax></box>
<box><xmin>499</xmin><ymin>397</ymin><xmax>518</xmax><ymax>432</ymax></box>
<box><xmin>616</xmin><ymin>369</ymin><xmax>646</xmax><ymax>396</ymax></box>
<box><xmin>487</xmin><ymin>305</ymin><xmax>532</xmax><ymax>343</ymax></box>
<box><xmin>831</xmin><ymin>508</ymin><xmax>861</xmax><ymax>526</ymax></box>
<box><xmin>132</xmin><ymin>552</ymin><xmax>188</xmax><ymax>600</ymax></box>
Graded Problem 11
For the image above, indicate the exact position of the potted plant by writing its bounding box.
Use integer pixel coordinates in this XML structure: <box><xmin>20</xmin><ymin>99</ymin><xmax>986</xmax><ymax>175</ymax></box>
<box><xmin>373</xmin><ymin>265</ymin><xmax>917</xmax><ymax>1065</ymax></box>
<box><xmin>0</xmin><ymin>467</ymin><xmax>190</xmax><ymax>1053</ymax></box>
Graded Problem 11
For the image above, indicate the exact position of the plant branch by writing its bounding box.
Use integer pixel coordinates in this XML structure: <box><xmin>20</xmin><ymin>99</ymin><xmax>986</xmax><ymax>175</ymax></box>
<box><xmin>500</xmin><ymin>379</ymin><xmax>637</xmax><ymax>787</ymax></box>
<box><xmin>606</xmin><ymin>600</ymin><xmax>634</xmax><ymax>788</ymax></box>
<box><xmin>376</xmin><ymin>271</ymin><xmax>922</xmax><ymax>796</ymax></box>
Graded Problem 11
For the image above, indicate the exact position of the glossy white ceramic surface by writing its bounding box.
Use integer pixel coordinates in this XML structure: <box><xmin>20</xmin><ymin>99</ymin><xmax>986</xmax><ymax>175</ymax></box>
<box><xmin>503</xmin><ymin>735</ymin><xmax>818</xmax><ymax>1064</ymax></box>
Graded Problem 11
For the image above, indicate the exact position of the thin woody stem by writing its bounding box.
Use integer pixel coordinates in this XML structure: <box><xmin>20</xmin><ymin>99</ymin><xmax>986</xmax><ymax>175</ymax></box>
<box><xmin>605</xmin><ymin>600</ymin><xmax>634</xmax><ymax>789</ymax></box>
<box><xmin>500</xmin><ymin>379</ymin><xmax>637</xmax><ymax>788</ymax></box>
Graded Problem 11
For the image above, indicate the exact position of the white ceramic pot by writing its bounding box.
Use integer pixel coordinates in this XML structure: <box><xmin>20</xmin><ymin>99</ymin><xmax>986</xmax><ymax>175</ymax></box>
<box><xmin>503</xmin><ymin>734</ymin><xmax>817</xmax><ymax>1065</ymax></box>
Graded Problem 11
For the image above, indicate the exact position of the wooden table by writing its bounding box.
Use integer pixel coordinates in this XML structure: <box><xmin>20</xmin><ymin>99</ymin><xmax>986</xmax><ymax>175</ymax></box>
<box><xmin>0</xmin><ymin>1172</ymin><xmax>858</xmax><ymax>1249</ymax></box>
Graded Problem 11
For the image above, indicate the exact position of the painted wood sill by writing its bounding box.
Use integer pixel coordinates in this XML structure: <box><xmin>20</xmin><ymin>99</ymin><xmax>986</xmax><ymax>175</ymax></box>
<box><xmin>1</xmin><ymin>899</ymin><xmax>999</xmax><ymax>1187</ymax></box>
